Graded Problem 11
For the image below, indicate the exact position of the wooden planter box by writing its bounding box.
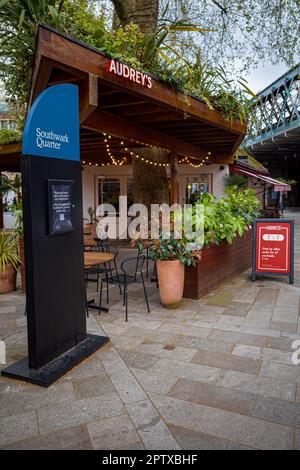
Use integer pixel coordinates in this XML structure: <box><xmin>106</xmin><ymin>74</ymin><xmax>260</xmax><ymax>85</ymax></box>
<box><xmin>183</xmin><ymin>229</ymin><xmax>253</xmax><ymax>299</ymax></box>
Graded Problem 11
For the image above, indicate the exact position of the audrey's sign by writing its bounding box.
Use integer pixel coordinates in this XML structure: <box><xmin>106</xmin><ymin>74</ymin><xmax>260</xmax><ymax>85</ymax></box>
<box><xmin>106</xmin><ymin>59</ymin><xmax>152</xmax><ymax>89</ymax></box>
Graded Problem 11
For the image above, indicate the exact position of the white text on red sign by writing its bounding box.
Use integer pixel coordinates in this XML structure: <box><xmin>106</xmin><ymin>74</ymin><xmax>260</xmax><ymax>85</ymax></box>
<box><xmin>106</xmin><ymin>59</ymin><xmax>152</xmax><ymax>89</ymax></box>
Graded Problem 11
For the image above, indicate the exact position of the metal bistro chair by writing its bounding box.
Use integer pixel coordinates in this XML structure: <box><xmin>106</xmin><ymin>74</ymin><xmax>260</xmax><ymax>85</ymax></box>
<box><xmin>99</xmin><ymin>256</ymin><xmax>150</xmax><ymax>322</ymax></box>
<box><xmin>84</xmin><ymin>245</ymin><xmax>122</xmax><ymax>318</ymax></box>
<box><xmin>84</xmin><ymin>238</ymin><xmax>119</xmax><ymax>293</ymax></box>
<box><xmin>138</xmin><ymin>245</ymin><xmax>158</xmax><ymax>287</ymax></box>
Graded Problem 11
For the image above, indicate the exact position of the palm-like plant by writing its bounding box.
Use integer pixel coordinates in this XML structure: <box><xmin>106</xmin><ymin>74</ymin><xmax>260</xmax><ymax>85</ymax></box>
<box><xmin>140</xmin><ymin>19</ymin><xmax>215</xmax><ymax>71</ymax></box>
<box><xmin>0</xmin><ymin>232</ymin><xmax>20</xmax><ymax>272</ymax></box>
<box><xmin>0</xmin><ymin>0</ymin><xmax>65</xmax><ymax>107</ymax></box>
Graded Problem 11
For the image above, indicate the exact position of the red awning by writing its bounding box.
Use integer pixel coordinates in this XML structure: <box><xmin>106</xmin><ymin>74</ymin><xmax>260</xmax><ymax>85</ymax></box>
<box><xmin>229</xmin><ymin>164</ymin><xmax>291</xmax><ymax>191</ymax></box>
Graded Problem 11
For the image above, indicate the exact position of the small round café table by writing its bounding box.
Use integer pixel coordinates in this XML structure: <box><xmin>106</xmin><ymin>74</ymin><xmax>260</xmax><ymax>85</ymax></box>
<box><xmin>84</xmin><ymin>252</ymin><xmax>114</xmax><ymax>312</ymax></box>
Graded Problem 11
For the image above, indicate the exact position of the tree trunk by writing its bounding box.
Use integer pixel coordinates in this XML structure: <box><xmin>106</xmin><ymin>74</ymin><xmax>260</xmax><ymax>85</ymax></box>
<box><xmin>111</xmin><ymin>0</ymin><xmax>169</xmax><ymax>208</ymax></box>
<box><xmin>111</xmin><ymin>0</ymin><xmax>158</xmax><ymax>34</ymax></box>
<box><xmin>132</xmin><ymin>148</ymin><xmax>169</xmax><ymax>212</ymax></box>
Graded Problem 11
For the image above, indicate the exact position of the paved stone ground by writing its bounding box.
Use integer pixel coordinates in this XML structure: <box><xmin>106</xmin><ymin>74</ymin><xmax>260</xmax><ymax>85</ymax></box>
<box><xmin>0</xmin><ymin>211</ymin><xmax>300</xmax><ymax>450</ymax></box>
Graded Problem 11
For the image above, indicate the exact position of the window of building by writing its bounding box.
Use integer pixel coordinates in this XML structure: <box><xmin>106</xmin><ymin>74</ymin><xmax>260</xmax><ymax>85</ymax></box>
<box><xmin>98</xmin><ymin>177</ymin><xmax>121</xmax><ymax>213</ymax></box>
<box><xmin>0</xmin><ymin>120</ymin><xmax>16</xmax><ymax>130</ymax></box>
<box><xmin>185</xmin><ymin>174</ymin><xmax>211</xmax><ymax>203</ymax></box>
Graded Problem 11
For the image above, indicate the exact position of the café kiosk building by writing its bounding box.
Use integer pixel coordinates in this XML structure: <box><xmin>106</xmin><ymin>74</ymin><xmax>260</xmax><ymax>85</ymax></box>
<box><xmin>0</xmin><ymin>25</ymin><xmax>246</xmax><ymax>221</ymax></box>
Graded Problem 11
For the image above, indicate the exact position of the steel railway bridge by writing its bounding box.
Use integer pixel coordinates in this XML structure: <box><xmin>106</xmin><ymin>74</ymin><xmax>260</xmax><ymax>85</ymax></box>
<box><xmin>246</xmin><ymin>64</ymin><xmax>300</xmax><ymax>204</ymax></box>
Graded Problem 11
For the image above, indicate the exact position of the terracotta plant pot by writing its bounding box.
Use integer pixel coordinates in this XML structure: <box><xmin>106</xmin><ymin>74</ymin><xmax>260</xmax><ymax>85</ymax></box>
<box><xmin>156</xmin><ymin>259</ymin><xmax>185</xmax><ymax>308</ymax></box>
<box><xmin>84</xmin><ymin>223</ymin><xmax>97</xmax><ymax>239</ymax></box>
<box><xmin>0</xmin><ymin>264</ymin><xmax>17</xmax><ymax>294</ymax></box>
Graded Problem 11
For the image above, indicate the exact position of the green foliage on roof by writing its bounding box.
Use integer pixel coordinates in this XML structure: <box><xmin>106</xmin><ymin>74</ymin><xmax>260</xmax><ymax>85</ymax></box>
<box><xmin>0</xmin><ymin>0</ymin><xmax>253</xmax><ymax>125</ymax></box>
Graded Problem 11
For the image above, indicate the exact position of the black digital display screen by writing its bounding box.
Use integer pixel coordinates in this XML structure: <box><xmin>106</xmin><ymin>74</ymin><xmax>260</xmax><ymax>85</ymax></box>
<box><xmin>47</xmin><ymin>179</ymin><xmax>74</xmax><ymax>235</ymax></box>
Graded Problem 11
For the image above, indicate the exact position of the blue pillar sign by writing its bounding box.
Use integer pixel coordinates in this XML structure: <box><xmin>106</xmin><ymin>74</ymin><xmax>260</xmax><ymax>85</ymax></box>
<box><xmin>1</xmin><ymin>84</ymin><xmax>108</xmax><ymax>387</ymax></box>
<box><xmin>22</xmin><ymin>84</ymin><xmax>80</xmax><ymax>160</ymax></box>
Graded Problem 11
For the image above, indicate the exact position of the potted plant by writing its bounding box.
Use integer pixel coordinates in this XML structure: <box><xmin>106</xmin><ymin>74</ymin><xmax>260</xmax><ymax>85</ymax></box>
<box><xmin>11</xmin><ymin>200</ymin><xmax>25</xmax><ymax>292</ymax></box>
<box><xmin>0</xmin><ymin>173</ymin><xmax>25</xmax><ymax>291</ymax></box>
<box><xmin>138</xmin><ymin>234</ymin><xmax>200</xmax><ymax>308</ymax></box>
<box><xmin>0</xmin><ymin>232</ymin><xmax>21</xmax><ymax>294</ymax></box>
<box><xmin>83</xmin><ymin>207</ymin><xmax>98</xmax><ymax>239</ymax></box>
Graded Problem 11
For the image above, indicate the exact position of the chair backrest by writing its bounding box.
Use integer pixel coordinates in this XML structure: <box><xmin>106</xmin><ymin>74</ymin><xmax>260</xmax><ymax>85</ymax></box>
<box><xmin>96</xmin><ymin>238</ymin><xmax>110</xmax><ymax>252</ymax></box>
<box><xmin>108</xmin><ymin>244</ymin><xmax>119</xmax><ymax>261</ymax></box>
<box><xmin>121</xmin><ymin>256</ymin><xmax>145</xmax><ymax>279</ymax></box>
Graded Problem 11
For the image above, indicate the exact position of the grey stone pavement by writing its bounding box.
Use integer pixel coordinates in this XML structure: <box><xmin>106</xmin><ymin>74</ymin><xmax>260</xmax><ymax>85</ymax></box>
<box><xmin>0</xmin><ymin>211</ymin><xmax>300</xmax><ymax>450</ymax></box>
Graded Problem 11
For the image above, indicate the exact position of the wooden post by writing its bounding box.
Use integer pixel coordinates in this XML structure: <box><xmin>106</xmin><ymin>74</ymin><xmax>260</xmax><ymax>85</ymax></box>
<box><xmin>170</xmin><ymin>155</ymin><xmax>179</xmax><ymax>205</ymax></box>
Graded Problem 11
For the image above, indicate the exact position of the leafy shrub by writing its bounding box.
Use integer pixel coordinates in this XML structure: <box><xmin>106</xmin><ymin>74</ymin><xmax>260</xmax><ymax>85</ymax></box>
<box><xmin>137</xmin><ymin>233</ymin><xmax>201</xmax><ymax>266</ymax></box>
<box><xmin>191</xmin><ymin>188</ymin><xmax>260</xmax><ymax>246</ymax></box>
<box><xmin>0</xmin><ymin>129</ymin><xmax>21</xmax><ymax>145</ymax></box>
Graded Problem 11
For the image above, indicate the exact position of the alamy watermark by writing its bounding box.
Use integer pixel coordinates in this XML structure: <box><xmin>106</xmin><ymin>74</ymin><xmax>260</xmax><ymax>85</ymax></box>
<box><xmin>95</xmin><ymin>196</ymin><xmax>204</xmax><ymax>251</ymax></box>
<box><xmin>291</xmin><ymin>340</ymin><xmax>300</xmax><ymax>366</ymax></box>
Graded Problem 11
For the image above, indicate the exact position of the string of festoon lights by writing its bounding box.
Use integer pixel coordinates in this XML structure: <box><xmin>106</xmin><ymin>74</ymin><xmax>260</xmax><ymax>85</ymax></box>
<box><xmin>82</xmin><ymin>133</ymin><xmax>212</xmax><ymax>167</ymax></box>
<box><xmin>178</xmin><ymin>154</ymin><xmax>211</xmax><ymax>168</ymax></box>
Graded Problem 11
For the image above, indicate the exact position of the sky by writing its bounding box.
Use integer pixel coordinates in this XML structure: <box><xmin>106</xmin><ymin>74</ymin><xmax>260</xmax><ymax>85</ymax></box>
<box><xmin>246</xmin><ymin>62</ymin><xmax>290</xmax><ymax>93</ymax></box>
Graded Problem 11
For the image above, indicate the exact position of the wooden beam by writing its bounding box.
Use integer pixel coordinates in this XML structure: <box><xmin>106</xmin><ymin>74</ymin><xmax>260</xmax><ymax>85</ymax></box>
<box><xmin>82</xmin><ymin>109</ymin><xmax>213</xmax><ymax>160</ymax></box>
<box><xmin>79</xmin><ymin>73</ymin><xmax>98</xmax><ymax>124</ymax></box>
<box><xmin>0</xmin><ymin>143</ymin><xmax>22</xmax><ymax>155</ymax></box>
<box><xmin>230</xmin><ymin>133</ymin><xmax>246</xmax><ymax>156</ymax></box>
<box><xmin>211</xmin><ymin>153</ymin><xmax>235</xmax><ymax>164</ymax></box>
<box><xmin>34</xmin><ymin>26</ymin><xmax>246</xmax><ymax>136</ymax></box>
<box><xmin>30</xmin><ymin>56</ymin><xmax>55</xmax><ymax>105</ymax></box>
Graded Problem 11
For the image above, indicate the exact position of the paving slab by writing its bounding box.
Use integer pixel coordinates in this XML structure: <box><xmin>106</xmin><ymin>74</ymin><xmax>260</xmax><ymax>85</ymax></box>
<box><xmin>148</xmin><ymin>393</ymin><xmax>203</xmax><ymax>430</ymax></box>
<box><xmin>1</xmin><ymin>425</ymin><xmax>93</xmax><ymax>450</ymax></box>
<box><xmin>87</xmin><ymin>415</ymin><xmax>140</xmax><ymax>450</ymax></box>
<box><xmin>260</xmin><ymin>361</ymin><xmax>300</xmax><ymax>384</ymax></box>
<box><xmin>126</xmin><ymin>399</ymin><xmax>180</xmax><ymax>450</ymax></box>
<box><xmin>296</xmin><ymin>385</ymin><xmax>300</xmax><ymax>403</ymax></box>
<box><xmin>218</xmin><ymin>370</ymin><xmax>296</xmax><ymax>401</ymax></box>
<box><xmin>119</xmin><ymin>350</ymin><xmax>159</xmax><ymax>370</ymax></box>
<box><xmin>192</xmin><ymin>350</ymin><xmax>261</xmax><ymax>374</ymax></box>
<box><xmin>221</xmin><ymin>302</ymin><xmax>252</xmax><ymax>317</ymax></box>
<box><xmin>169</xmin><ymin>425</ymin><xmax>253</xmax><ymax>450</ymax></box>
<box><xmin>208</xmin><ymin>329</ymin><xmax>268</xmax><ymax>347</ymax></box>
<box><xmin>296</xmin><ymin>428</ymin><xmax>300</xmax><ymax>450</ymax></box>
<box><xmin>205</xmin><ymin>293</ymin><xmax>234</xmax><ymax>307</ymax></box>
<box><xmin>73</xmin><ymin>374</ymin><xmax>115</xmax><ymax>399</ymax></box>
<box><xmin>232</xmin><ymin>344</ymin><xmax>292</xmax><ymax>365</ymax></box>
<box><xmin>62</xmin><ymin>355</ymin><xmax>106</xmax><ymax>381</ymax></box>
<box><xmin>109</xmin><ymin>369</ymin><xmax>147</xmax><ymax>404</ymax></box>
<box><xmin>109</xmin><ymin>334</ymin><xmax>144</xmax><ymax>350</ymax></box>
<box><xmin>249</xmin><ymin>396</ymin><xmax>300</xmax><ymax>427</ymax></box>
<box><xmin>148</xmin><ymin>357</ymin><xmax>221</xmax><ymax>384</ymax></box>
<box><xmin>0</xmin><ymin>410</ymin><xmax>38</xmax><ymax>447</ymax></box>
<box><xmin>175</xmin><ymin>335</ymin><xmax>235</xmax><ymax>353</ymax></box>
<box><xmin>37</xmin><ymin>393</ymin><xmax>125</xmax><ymax>435</ymax></box>
<box><xmin>135</xmin><ymin>342</ymin><xmax>198</xmax><ymax>362</ymax></box>
<box><xmin>194</xmin><ymin>405</ymin><xmax>294</xmax><ymax>449</ymax></box>
<box><xmin>130</xmin><ymin>368</ymin><xmax>178</xmax><ymax>395</ymax></box>
<box><xmin>169</xmin><ymin>378</ymin><xmax>253</xmax><ymax>415</ymax></box>
<box><xmin>0</xmin><ymin>381</ymin><xmax>75</xmax><ymax>419</ymax></box>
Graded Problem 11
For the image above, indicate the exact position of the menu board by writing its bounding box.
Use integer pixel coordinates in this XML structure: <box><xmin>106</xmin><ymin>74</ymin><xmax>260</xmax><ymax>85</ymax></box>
<box><xmin>252</xmin><ymin>219</ymin><xmax>294</xmax><ymax>284</ymax></box>
<box><xmin>47</xmin><ymin>179</ymin><xmax>74</xmax><ymax>235</ymax></box>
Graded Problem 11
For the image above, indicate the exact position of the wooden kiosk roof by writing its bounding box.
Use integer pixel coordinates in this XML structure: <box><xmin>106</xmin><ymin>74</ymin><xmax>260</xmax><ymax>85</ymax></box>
<box><xmin>0</xmin><ymin>25</ymin><xmax>246</xmax><ymax>170</ymax></box>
